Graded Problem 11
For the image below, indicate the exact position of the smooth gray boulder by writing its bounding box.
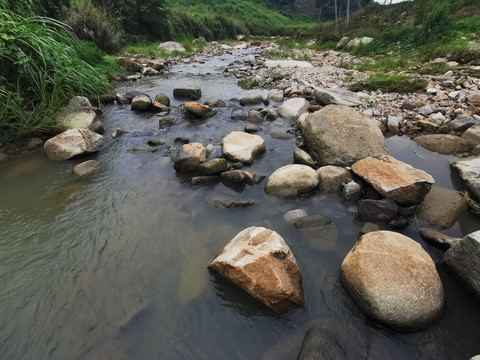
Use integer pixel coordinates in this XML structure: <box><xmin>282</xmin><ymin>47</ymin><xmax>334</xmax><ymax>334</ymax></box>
<box><xmin>444</xmin><ymin>231</ymin><xmax>480</xmax><ymax>299</ymax></box>
<box><xmin>265</xmin><ymin>164</ymin><xmax>319</xmax><ymax>198</ymax></box>
<box><xmin>300</xmin><ymin>105</ymin><xmax>388</xmax><ymax>166</ymax></box>
<box><xmin>158</xmin><ymin>41</ymin><xmax>185</xmax><ymax>52</ymax></box>
<box><xmin>314</xmin><ymin>88</ymin><xmax>361</xmax><ymax>107</ymax></box>
<box><xmin>267</xmin><ymin>89</ymin><xmax>284</xmax><ymax>102</ymax></box>
<box><xmin>278</xmin><ymin>98</ymin><xmax>310</xmax><ymax>123</ymax></box>
<box><xmin>341</xmin><ymin>231</ymin><xmax>445</xmax><ymax>332</ymax></box>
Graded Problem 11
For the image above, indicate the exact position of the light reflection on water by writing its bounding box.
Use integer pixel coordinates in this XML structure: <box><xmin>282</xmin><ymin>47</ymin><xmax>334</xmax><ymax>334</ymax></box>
<box><xmin>0</xmin><ymin>49</ymin><xmax>479</xmax><ymax>360</ymax></box>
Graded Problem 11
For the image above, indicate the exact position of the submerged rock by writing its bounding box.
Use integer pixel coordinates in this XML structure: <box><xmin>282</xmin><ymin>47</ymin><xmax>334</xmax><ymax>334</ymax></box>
<box><xmin>212</xmin><ymin>199</ymin><xmax>255</xmax><ymax>208</ymax></box>
<box><xmin>420</xmin><ymin>228</ymin><xmax>461</xmax><ymax>249</ymax></box>
<box><xmin>352</xmin><ymin>155</ymin><xmax>434</xmax><ymax>206</ymax></box>
<box><xmin>222</xmin><ymin>131</ymin><xmax>265</xmax><ymax>163</ymax></box>
<box><xmin>44</xmin><ymin>129</ymin><xmax>106</xmax><ymax>161</ymax></box>
<box><xmin>300</xmin><ymin>105</ymin><xmax>388</xmax><ymax>166</ymax></box>
<box><xmin>73</xmin><ymin>160</ymin><xmax>101</xmax><ymax>177</ymax></box>
<box><xmin>341</xmin><ymin>231</ymin><xmax>445</xmax><ymax>332</ymax></box>
<box><xmin>414</xmin><ymin>134</ymin><xmax>469</xmax><ymax>155</ymax></box>
<box><xmin>198</xmin><ymin>158</ymin><xmax>229</xmax><ymax>175</ymax></box>
<box><xmin>208</xmin><ymin>226</ymin><xmax>304</xmax><ymax>314</ymax></box>
<box><xmin>444</xmin><ymin>230</ymin><xmax>480</xmax><ymax>299</ymax></box>
<box><xmin>265</xmin><ymin>164</ymin><xmax>319</xmax><ymax>198</ymax></box>
<box><xmin>358</xmin><ymin>198</ymin><xmax>398</xmax><ymax>223</ymax></box>
<box><xmin>173</xmin><ymin>88</ymin><xmax>201</xmax><ymax>100</ymax></box>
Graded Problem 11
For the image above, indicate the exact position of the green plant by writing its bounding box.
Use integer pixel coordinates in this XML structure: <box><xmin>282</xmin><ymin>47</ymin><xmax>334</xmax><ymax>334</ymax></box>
<box><xmin>238</xmin><ymin>78</ymin><xmax>258</xmax><ymax>89</ymax></box>
<box><xmin>462</xmin><ymin>191</ymin><xmax>480</xmax><ymax>215</ymax></box>
<box><xmin>348</xmin><ymin>73</ymin><xmax>427</xmax><ymax>93</ymax></box>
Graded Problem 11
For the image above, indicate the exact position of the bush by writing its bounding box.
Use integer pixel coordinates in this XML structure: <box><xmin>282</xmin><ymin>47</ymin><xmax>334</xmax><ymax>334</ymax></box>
<box><xmin>348</xmin><ymin>73</ymin><xmax>427</xmax><ymax>93</ymax></box>
<box><xmin>0</xmin><ymin>8</ymin><xmax>111</xmax><ymax>141</ymax></box>
<box><xmin>413</xmin><ymin>7</ymin><xmax>453</xmax><ymax>45</ymax></box>
<box><xmin>64</xmin><ymin>0</ymin><xmax>122</xmax><ymax>53</ymax></box>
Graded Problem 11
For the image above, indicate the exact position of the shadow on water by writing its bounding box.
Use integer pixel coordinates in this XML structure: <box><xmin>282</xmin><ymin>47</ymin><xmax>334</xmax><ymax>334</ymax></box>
<box><xmin>0</xmin><ymin>48</ymin><xmax>480</xmax><ymax>359</ymax></box>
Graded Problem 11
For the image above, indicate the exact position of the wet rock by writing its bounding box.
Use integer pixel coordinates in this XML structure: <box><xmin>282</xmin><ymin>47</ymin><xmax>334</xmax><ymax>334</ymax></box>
<box><xmin>208</xmin><ymin>226</ymin><xmax>304</xmax><ymax>314</ymax></box>
<box><xmin>124</xmin><ymin>91</ymin><xmax>148</xmax><ymax>102</ymax></box>
<box><xmin>184</xmin><ymin>102</ymin><xmax>216</xmax><ymax>118</ymax></box>
<box><xmin>131</xmin><ymin>95</ymin><xmax>152</xmax><ymax>111</ymax></box>
<box><xmin>416</xmin><ymin>187</ymin><xmax>469</xmax><ymax>229</ymax></box>
<box><xmin>132</xmin><ymin>146</ymin><xmax>157</xmax><ymax>152</ymax></box>
<box><xmin>265</xmin><ymin>164</ymin><xmax>319</xmax><ymax>198</ymax></box>
<box><xmin>239</xmin><ymin>94</ymin><xmax>264</xmax><ymax>106</ymax></box>
<box><xmin>246</xmin><ymin>110</ymin><xmax>264</xmax><ymax>123</ymax></box>
<box><xmin>342</xmin><ymin>180</ymin><xmax>362</xmax><ymax>202</ymax></box>
<box><xmin>341</xmin><ymin>231</ymin><xmax>445</xmax><ymax>332</ymax></box>
<box><xmin>444</xmin><ymin>230</ymin><xmax>480</xmax><ymax>299</ymax></box>
<box><xmin>268</xmin><ymin>89</ymin><xmax>284</xmax><ymax>102</ymax></box>
<box><xmin>414</xmin><ymin>134</ymin><xmax>469</xmax><ymax>155</ymax></box>
<box><xmin>264</xmin><ymin>109</ymin><xmax>279</xmax><ymax>121</ymax></box>
<box><xmin>73</xmin><ymin>160</ymin><xmax>101</xmax><ymax>177</ymax></box>
<box><xmin>358</xmin><ymin>198</ymin><xmax>398</xmax><ymax>223</ymax></box>
<box><xmin>293</xmin><ymin>215</ymin><xmax>331</xmax><ymax>228</ymax></box>
<box><xmin>293</xmin><ymin>148</ymin><xmax>315</xmax><ymax>167</ymax></box>
<box><xmin>172</xmin><ymin>142</ymin><xmax>206</xmax><ymax>172</ymax></box>
<box><xmin>191</xmin><ymin>175</ymin><xmax>219</xmax><ymax>185</ymax></box>
<box><xmin>284</xmin><ymin>209</ymin><xmax>308</xmax><ymax>224</ymax></box>
<box><xmin>159</xmin><ymin>117</ymin><xmax>174</xmax><ymax>129</ymax></box>
<box><xmin>244</xmin><ymin>123</ymin><xmax>262</xmax><ymax>133</ymax></box>
<box><xmin>352</xmin><ymin>155</ymin><xmax>434</xmax><ymax>206</ymax></box>
<box><xmin>198</xmin><ymin>158</ymin><xmax>229</xmax><ymax>175</ymax></box>
<box><xmin>231</xmin><ymin>108</ymin><xmax>246</xmax><ymax>120</ymax></box>
<box><xmin>222</xmin><ymin>131</ymin><xmax>265</xmax><ymax>163</ymax></box>
<box><xmin>451</xmin><ymin>156</ymin><xmax>480</xmax><ymax>200</ymax></box>
<box><xmin>174</xmin><ymin>136</ymin><xmax>189</xmax><ymax>144</ymax></box>
<box><xmin>212</xmin><ymin>199</ymin><xmax>255</xmax><ymax>208</ymax></box>
<box><xmin>317</xmin><ymin>165</ymin><xmax>352</xmax><ymax>193</ymax></box>
<box><xmin>314</xmin><ymin>88</ymin><xmax>361</xmax><ymax>107</ymax></box>
<box><xmin>461</xmin><ymin>124</ymin><xmax>480</xmax><ymax>147</ymax></box>
<box><xmin>115</xmin><ymin>57</ymin><xmax>142</xmax><ymax>72</ymax></box>
<box><xmin>244</xmin><ymin>172</ymin><xmax>265</xmax><ymax>185</ymax></box>
<box><xmin>150</xmin><ymin>102</ymin><xmax>169</xmax><ymax>115</ymax></box>
<box><xmin>300</xmin><ymin>105</ymin><xmax>388</xmax><ymax>166</ymax></box>
<box><xmin>154</xmin><ymin>93</ymin><xmax>170</xmax><ymax>106</ymax></box>
<box><xmin>147</xmin><ymin>138</ymin><xmax>165</xmax><ymax>146</ymax></box>
<box><xmin>115</xmin><ymin>93</ymin><xmax>129</xmax><ymax>104</ymax></box>
<box><xmin>205</xmin><ymin>98</ymin><xmax>226</xmax><ymax>108</ymax></box>
<box><xmin>87</xmin><ymin>119</ymin><xmax>104</xmax><ymax>135</ymax></box>
<box><xmin>220</xmin><ymin>170</ymin><xmax>246</xmax><ymax>189</ymax></box>
<box><xmin>173</xmin><ymin>88</ymin><xmax>201</xmax><ymax>100</ymax></box>
<box><xmin>44</xmin><ymin>129</ymin><xmax>105</xmax><ymax>161</ymax></box>
<box><xmin>27</xmin><ymin>137</ymin><xmax>43</xmax><ymax>149</ymax></box>
<box><xmin>417</xmin><ymin>119</ymin><xmax>441</xmax><ymax>133</ymax></box>
<box><xmin>467</xmin><ymin>93</ymin><xmax>480</xmax><ymax>107</ymax></box>
<box><xmin>158</xmin><ymin>41</ymin><xmax>185</xmax><ymax>52</ymax></box>
<box><xmin>420</xmin><ymin>228</ymin><xmax>461</xmax><ymax>249</ymax></box>
<box><xmin>278</xmin><ymin>98</ymin><xmax>310</xmax><ymax>123</ymax></box>
<box><xmin>448</xmin><ymin>114</ymin><xmax>476</xmax><ymax>132</ymax></box>
<box><xmin>360</xmin><ymin>222</ymin><xmax>381</xmax><ymax>234</ymax></box>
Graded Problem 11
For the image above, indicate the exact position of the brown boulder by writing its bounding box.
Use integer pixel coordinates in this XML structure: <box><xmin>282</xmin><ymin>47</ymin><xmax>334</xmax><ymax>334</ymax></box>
<box><xmin>115</xmin><ymin>57</ymin><xmax>142</xmax><ymax>72</ymax></box>
<box><xmin>341</xmin><ymin>231</ymin><xmax>445</xmax><ymax>332</ymax></box>
<box><xmin>184</xmin><ymin>102</ymin><xmax>216</xmax><ymax>118</ymax></box>
<box><xmin>44</xmin><ymin>129</ymin><xmax>106</xmax><ymax>161</ymax></box>
<box><xmin>352</xmin><ymin>155</ymin><xmax>434</xmax><ymax>206</ymax></box>
<box><xmin>208</xmin><ymin>226</ymin><xmax>304</xmax><ymax>314</ymax></box>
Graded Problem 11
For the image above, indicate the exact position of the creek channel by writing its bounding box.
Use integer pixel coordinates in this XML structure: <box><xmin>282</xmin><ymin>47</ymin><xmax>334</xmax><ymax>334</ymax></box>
<box><xmin>1</xmin><ymin>48</ymin><xmax>480</xmax><ymax>360</ymax></box>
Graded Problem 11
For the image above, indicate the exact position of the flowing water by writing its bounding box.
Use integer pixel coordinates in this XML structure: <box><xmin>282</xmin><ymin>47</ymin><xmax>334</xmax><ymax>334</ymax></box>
<box><xmin>1</xmin><ymin>49</ymin><xmax>480</xmax><ymax>360</ymax></box>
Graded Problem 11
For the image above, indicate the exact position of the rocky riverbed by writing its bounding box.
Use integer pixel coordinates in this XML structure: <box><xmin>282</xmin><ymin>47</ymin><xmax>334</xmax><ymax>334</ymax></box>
<box><xmin>1</xmin><ymin>40</ymin><xmax>480</xmax><ymax>359</ymax></box>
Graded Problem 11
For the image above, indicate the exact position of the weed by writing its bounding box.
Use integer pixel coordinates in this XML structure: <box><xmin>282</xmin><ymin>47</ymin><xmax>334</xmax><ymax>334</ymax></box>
<box><xmin>348</xmin><ymin>73</ymin><xmax>427</xmax><ymax>93</ymax></box>
<box><xmin>237</xmin><ymin>78</ymin><xmax>258</xmax><ymax>89</ymax></box>
<box><xmin>462</xmin><ymin>190</ymin><xmax>480</xmax><ymax>215</ymax></box>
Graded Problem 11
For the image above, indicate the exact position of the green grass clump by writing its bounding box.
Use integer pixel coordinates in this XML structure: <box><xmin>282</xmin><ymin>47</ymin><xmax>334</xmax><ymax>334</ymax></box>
<box><xmin>348</xmin><ymin>73</ymin><xmax>427</xmax><ymax>94</ymax></box>
<box><xmin>0</xmin><ymin>7</ymin><xmax>112</xmax><ymax>142</ymax></box>
<box><xmin>237</xmin><ymin>78</ymin><xmax>258</xmax><ymax>89</ymax></box>
<box><xmin>121</xmin><ymin>38</ymin><xmax>206</xmax><ymax>59</ymax></box>
<box><xmin>462</xmin><ymin>191</ymin><xmax>480</xmax><ymax>215</ymax></box>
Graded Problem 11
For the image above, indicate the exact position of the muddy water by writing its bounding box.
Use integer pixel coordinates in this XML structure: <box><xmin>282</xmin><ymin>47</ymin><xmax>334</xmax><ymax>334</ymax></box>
<box><xmin>1</xmin><ymin>49</ymin><xmax>480</xmax><ymax>360</ymax></box>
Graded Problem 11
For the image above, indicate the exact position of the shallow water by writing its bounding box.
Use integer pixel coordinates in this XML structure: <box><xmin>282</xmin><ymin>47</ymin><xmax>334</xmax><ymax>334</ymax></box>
<box><xmin>1</xmin><ymin>49</ymin><xmax>480</xmax><ymax>360</ymax></box>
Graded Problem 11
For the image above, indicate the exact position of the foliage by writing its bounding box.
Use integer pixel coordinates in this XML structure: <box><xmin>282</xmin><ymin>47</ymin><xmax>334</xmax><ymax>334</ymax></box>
<box><xmin>237</xmin><ymin>78</ymin><xmax>258</xmax><ymax>89</ymax></box>
<box><xmin>0</xmin><ymin>8</ymin><xmax>111</xmax><ymax>141</ymax></box>
<box><xmin>64</xmin><ymin>0</ymin><xmax>123</xmax><ymax>52</ymax></box>
<box><xmin>462</xmin><ymin>191</ymin><xmax>480</xmax><ymax>216</ymax></box>
<box><xmin>348</xmin><ymin>73</ymin><xmax>427</xmax><ymax>94</ymax></box>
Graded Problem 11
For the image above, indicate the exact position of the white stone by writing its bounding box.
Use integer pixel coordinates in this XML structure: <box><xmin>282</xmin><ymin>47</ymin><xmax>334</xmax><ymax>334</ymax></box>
<box><xmin>264</xmin><ymin>60</ymin><xmax>314</xmax><ymax>69</ymax></box>
<box><xmin>222</xmin><ymin>131</ymin><xmax>265</xmax><ymax>163</ymax></box>
<box><xmin>278</xmin><ymin>98</ymin><xmax>310</xmax><ymax>122</ymax></box>
<box><xmin>265</xmin><ymin>164</ymin><xmax>319</xmax><ymax>198</ymax></box>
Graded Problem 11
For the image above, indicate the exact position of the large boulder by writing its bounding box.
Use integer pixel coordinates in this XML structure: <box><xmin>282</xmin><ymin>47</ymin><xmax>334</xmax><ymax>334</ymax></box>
<box><xmin>352</xmin><ymin>155</ymin><xmax>434</xmax><ymax>206</ymax></box>
<box><xmin>172</xmin><ymin>142</ymin><xmax>206</xmax><ymax>172</ymax></box>
<box><xmin>44</xmin><ymin>129</ymin><xmax>106</xmax><ymax>161</ymax></box>
<box><xmin>443</xmin><ymin>231</ymin><xmax>480</xmax><ymax>299</ymax></box>
<box><xmin>413</xmin><ymin>134</ymin><xmax>469</xmax><ymax>155</ymax></box>
<box><xmin>452</xmin><ymin>156</ymin><xmax>480</xmax><ymax>200</ymax></box>
<box><xmin>300</xmin><ymin>105</ymin><xmax>388</xmax><ymax>166</ymax></box>
<box><xmin>314</xmin><ymin>88</ymin><xmax>361</xmax><ymax>107</ymax></box>
<box><xmin>222</xmin><ymin>131</ymin><xmax>265</xmax><ymax>163</ymax></box>
<box><xmin>158</xmin><ymin>41</ymin><xmax>186</xmax><ymax>52</ymax></box>
<box><xmin>416</xmin><ymin>187</ymin><xmax>469</xmax><ymax>229</ymax></box>
<box><xmin>208</xmin><ymin>226</ymin><xmax>304</xmax><ymax>314</ymax></box>
<box><xmin>341</xmin><ymin>231</ymin><xmax>445</xmax><ymax>332</ymax></box>
<box><xmin>278</xmin><ymin>98</ymin><xmax>310</xmax><ymax>123</ymax></box>
<box><xmin>265</xmin><ymin>164</ymin><xmax>319</xmax><ymax>198</ymax></box>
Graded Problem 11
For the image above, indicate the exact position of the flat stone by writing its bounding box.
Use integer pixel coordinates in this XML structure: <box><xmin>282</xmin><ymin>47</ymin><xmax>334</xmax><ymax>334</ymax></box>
<box><xmin>244</xmin><ymin>123</ymin><xmax>262</xmax><ymax>133</ymax></box>
<box><xmin>293</xmin><ymin>215</ymin><xmax>331</xmax><ymax>228</ymax></box>
<box><xmin>444</xmin><ymin>230</ymin><xmax>480</xmax><ymax>299</ymax></box>
<box><xmin>205</xmin><ymin>98</ymin><xmax>226</xmax><ymax>108</ymax></box>
<box><xmin>208</xmin><ymin>226</ymin><xmax>304</xmax><ymax>314</ymax></box>
<box><xmin>284</xmin><ymin>209</ymin><xmax>308</xmax><ymax>224</ymax></box>
<box><xmin>231</xmin><ymin>109</ymin><xmax>246</xmax><ymax>120</ymax></box>
<box><xmin>44</xmin><ymin>129</ymin><xmax>106</xmax><ymax>161</ymax></box>
<box><xmin>461</xmin><ymin>124</ymin><xmax>480</xmax><ymax>147</ymax></box>
<box><xmin>191</xmin><ymin>176</ymin><xmax>219</xmax><ymax>185</ymax></box>
<box><xmin>300</xmin><ymin>105</ymin><xmax>388</xmax><ymax>166</ymax></box>
<box><xmin>158</xmin><ymin>117</ymin><xmax>174</xmax><ymax>129</ymax></box>
<box><xmin>212</xmin><ymin>199</ymin><xmax>255</xmax><ymax>208</ymax></box>
<box><xmin>416</xmin><ymin>187</ymin><xmax>469</xmax><ymax>229</ymax></box>
<box><xmin>448</xmin><ymin>114</ymin><xmax>476</xmax><ymax>132</ymax></box>
<box><xmin>265</xmin><ymin>164</ymin><xmax>319</xmax><ymax>198</ymax></box>
<box><xmin>278</xmin><ymin>98</ymin><xmax>310</xmax><ymax>123</ymax></box>
<box><xmin>352</xmin><ymin>155</ymin><xmax>434</xmax><ymax>206</ymax></box>
<box><xmin>132</xmin><ymin>146</ymin><xmax>157</xmax><ymax>152</ymax></box>
<box><xmin>317</xmin><ymin>166</ymin><xmax>352</xmax><ymax>193</ymax></box>
<box><xmin>73</xmin><ymin>160</ymin><xmax>101</xmax><ymax>177</ymax></box>
<box><xmin>360</xmin><ymin>222</ymin><xmax>381</xmax><ymax>234</ymax></box>
<box><xmin>147</xmin><ymin>138</ymin><xmax>165</xmax><ymax>146</ymax></box>
<box><xmin>341</xmin><ymin>231</ymin><xmax>445</xmax><ymax>332</ymax></box>
<box><xmin>314</xmin><ymin>88</ymin><xmax>361</xmax><ymax>107</ymax></box>
<box><xmin>264</xmin><ymin>60</ymin><xmax>313</xmax><ymax>69</ymax></box>
<box><xmin>451</xmin><ymin>156</ymin><xmax>480</xmax><ymax>200</ymax></box>
<box><xmin>222</xmin><ymin>131</ymin><xmax>265</xmax><ymax>163</ymax></box>
<box><xmin>420</xmin><ymin>228</ymin><xmax>461</xmax><ymax>249</ymax></box>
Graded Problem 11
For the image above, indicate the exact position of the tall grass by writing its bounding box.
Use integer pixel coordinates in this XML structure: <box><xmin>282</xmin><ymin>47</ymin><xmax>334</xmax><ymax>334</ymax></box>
<box><xmin>0</xmin><ymin>6</ymin><xmax>111</xmax><ymax>141</ymax></box>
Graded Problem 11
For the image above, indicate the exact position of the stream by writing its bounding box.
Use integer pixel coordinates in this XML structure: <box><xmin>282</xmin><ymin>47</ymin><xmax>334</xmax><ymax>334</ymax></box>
<box><xmin>1</xmin><ymin>48</ymin><xmax>480</xmax><ymax>360</ymax></box>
